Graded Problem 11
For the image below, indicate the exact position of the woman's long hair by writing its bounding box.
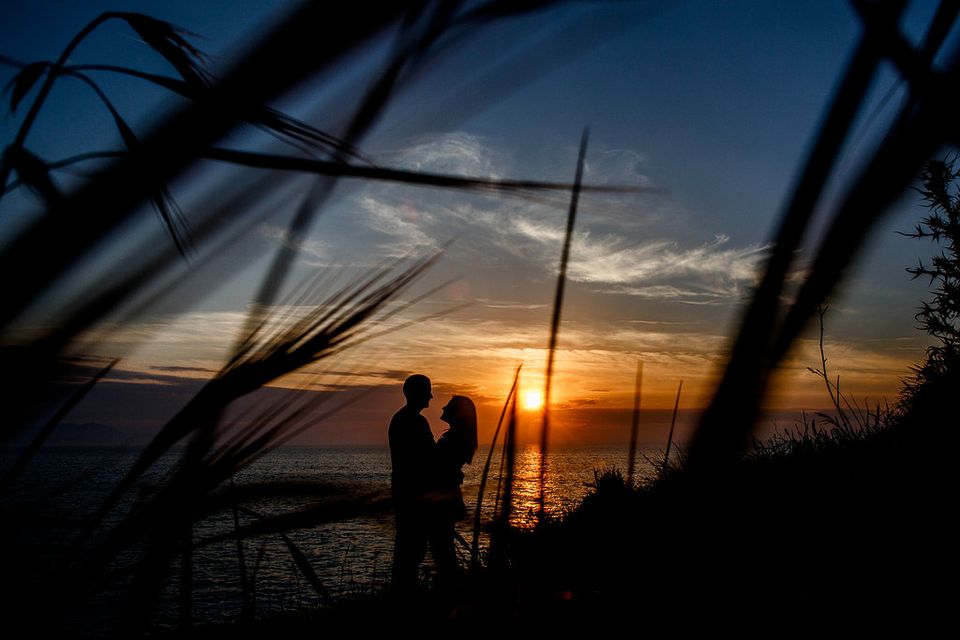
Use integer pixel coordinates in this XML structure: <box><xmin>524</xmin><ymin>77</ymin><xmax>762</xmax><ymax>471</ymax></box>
<box><xmin>447</xmin><ymin>395</ymin><xmax>478</xmax><ymax>464</ymax></box>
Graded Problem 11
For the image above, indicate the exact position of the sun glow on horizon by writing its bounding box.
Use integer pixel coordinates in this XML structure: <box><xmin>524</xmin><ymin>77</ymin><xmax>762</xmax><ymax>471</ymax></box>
<box><xmin>521</xmin><ymin>389</ymin><xmax>544</xmax><ymax>411</ymax></box>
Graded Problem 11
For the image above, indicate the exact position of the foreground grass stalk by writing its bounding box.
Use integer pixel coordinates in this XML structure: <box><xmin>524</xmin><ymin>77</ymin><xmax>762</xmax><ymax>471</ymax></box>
<box><xmin>471</xmin><ymin>365</ymin><xmax>521</xmax><ymax>569</ymax></box>
<box><xmin>661</xmin><ymin>380</ymin><xmax>682</xmax><ymax>479</ymax></box>
<box><xmin>808</xmin><ymin>305</ymin><xmax>854</xmax><ymax>431</ymax></box>
<box><xmin>490</xmin><ymin>388</ymin><xmax>519</xmax><ymax>568</ymax></box>
<box><xmin>627</xmin><ymin>360</ymin><xmax>643</xmax><ymax>486</ymax></box>
<box><xmin>539</xmin><ymin>127</ymin><xmax>589</xmax><ymax>515</ymax></box>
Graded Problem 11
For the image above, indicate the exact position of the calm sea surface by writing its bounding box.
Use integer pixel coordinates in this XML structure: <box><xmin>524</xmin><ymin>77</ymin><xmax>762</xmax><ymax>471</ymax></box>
<box><xmin>0</xmin><ymin>444</ymin><xmax>661</xmax><ymax>632</ymax></box>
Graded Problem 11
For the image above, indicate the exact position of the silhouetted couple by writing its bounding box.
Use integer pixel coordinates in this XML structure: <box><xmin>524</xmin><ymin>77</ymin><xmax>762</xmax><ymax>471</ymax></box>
<box><xmin>389</xmin><ymin>374</ymin><xmax>477</xmax><ymax>594</ymax></box>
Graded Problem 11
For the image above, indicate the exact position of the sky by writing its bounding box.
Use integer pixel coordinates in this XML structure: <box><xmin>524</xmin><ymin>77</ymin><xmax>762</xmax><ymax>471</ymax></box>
<box><xmin>1</xmin><ymin>0</ymin><xmax>954</xmax><ymax>447</ymax></box>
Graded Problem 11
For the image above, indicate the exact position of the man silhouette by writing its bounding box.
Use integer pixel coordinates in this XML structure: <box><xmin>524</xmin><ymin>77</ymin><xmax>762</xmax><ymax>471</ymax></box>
<box><xmin>388</xmin><ymin>374</ymin><xmax>435</xmax><ymax>592</ymax></box>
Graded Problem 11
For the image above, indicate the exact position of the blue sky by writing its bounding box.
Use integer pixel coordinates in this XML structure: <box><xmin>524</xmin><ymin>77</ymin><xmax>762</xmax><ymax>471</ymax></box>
<box><xmin>1</xmin><ymin>1</ymin><xmax>951</xmax><ymax>443</ymax></box>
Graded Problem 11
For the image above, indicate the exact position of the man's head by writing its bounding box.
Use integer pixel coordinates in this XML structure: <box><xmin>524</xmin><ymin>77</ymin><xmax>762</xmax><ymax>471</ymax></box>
<box><xmin>402</xmin><ymin>374</ymin><xmax>432</xmax><ymax>410</ymax></box>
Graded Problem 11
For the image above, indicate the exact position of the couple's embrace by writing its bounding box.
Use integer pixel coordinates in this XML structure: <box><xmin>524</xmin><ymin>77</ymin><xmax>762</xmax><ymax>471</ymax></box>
<box><xmin>388</xmin><ymin>374</ymin><xmax>478</xmax><ymax>593</ymax></box>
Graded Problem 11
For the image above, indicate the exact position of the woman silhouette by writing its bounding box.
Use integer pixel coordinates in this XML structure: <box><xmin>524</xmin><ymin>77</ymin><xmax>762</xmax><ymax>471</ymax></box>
<box><xmin>427</xmin><ymin>395</ymin><xmax>478</xmax><ymax>589</ymax></box>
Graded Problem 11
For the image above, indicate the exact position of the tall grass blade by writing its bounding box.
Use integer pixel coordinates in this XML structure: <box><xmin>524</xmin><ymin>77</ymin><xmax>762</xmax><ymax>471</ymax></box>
<box><xmin>627</xmin><ymin>360</ymin><xmax>643</xmax><ymax>486</ymax></box>
<box><xmin>501</xmin><ymin>384</ymin><xmax>519</xmax><ymax>524</ymax></box>
<box><xmin>4</xmin><ymin>61</ymin><xmax>46</xmax><ymax>112</ymax></box>
<box><xmin>211</xmin><ymin>502</ymin><xmax>346</xmax><ymax>609</ymax></box>
<box><xmin>200</xmin><ymin>494</ymin><xmax>391</xmax><ymax>547</ymax></box>
<box><xmin>471</xmin><ymin>364</ymin><xmax>521</xmax><ymax>569</ymax></box>
<box><xmin>491</xmin><ymin>418</ymin><xmax>509</xmax><ymax>521</ymax></box>
<box><xmin>660</xmin><ymin>380</ymin><xmax>682</xmax><ymax>479</ymax></box>
<box><xmin>282</xmin><ymin>533</ymin><xmax>334</xmax><ymax>605</ymax></box>
<box><xmin>808</xmin><ymin>305</ymin><xmax>851</xmax><ymax>430</ymax></box>
<box><xmin>4</xmin><ymin>146</ymin><xmax>62</xmax><ymax>206</ymax></box>
<box><xmin>63</xmin><ymin>63</ymin><xmax>367</xmax><ymax>161</ymax></box>
<box><xmin>538</xmin><ymin>126</ymin><xmax>589</xmax><ymax>515</ymax></box>
<box><xmin>200</xmin><ymin>147</ymin><xmax>644</xmax><ymax>195</ymax></box>
<box><xmin>0</xmin><ymin>151</ymin><xmax>127</xmax><ymax>196</ymax></box>
<box><xmin>490</xmin><ymin>386</ymin><xmax>519</xmax><ymax>568</ymax></box>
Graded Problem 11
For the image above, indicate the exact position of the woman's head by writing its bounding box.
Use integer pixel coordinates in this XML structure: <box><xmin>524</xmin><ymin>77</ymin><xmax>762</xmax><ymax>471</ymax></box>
<box><xmin>440</xmin><ymin>395</ymin><xmax>478</xmax><ymax>464</ymax></box>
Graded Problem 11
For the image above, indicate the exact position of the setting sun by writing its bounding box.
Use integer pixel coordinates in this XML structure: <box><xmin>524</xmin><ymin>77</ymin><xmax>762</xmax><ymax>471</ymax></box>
<box><xmin>521</xmin><ymin>389</ymin><xmax>545</xmax><ymax>411</ymax></box>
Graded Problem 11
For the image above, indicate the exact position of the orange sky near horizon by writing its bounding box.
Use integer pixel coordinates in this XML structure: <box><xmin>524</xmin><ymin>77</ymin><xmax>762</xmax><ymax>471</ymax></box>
<box><xmin>79</xmin><ymin>289</ymin><xmax>928</xmax><ymax>447</ymax></box>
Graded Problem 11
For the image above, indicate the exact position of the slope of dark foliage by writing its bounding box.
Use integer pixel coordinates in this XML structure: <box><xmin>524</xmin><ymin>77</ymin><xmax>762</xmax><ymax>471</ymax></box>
<box><xmin>500</xmin><ymin>408</ymin><xmax>955</xmax><ymax>633</ymax></box>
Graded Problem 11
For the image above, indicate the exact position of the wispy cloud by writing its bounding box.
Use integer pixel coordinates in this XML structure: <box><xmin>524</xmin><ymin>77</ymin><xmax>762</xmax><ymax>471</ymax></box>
<box><xmin>386</xmin><ymin>132</ymin><xmax>506</xmax><ymax>178</ymax></box>
<box><xmin>338</xmin><ymin>133</ymin><xmax>766</xmax><ymax>304</ymax></box>
<box><xmin>355</xmin><ymin>194</ymin><xmax>440</xmax><ymax>256</ymax></box>
<box><xmin>512</xmin><ymin>215</ymin><xmax>768</xmax><ymax>301</ymax></box>
<box><xmin>475</xmin><ymin>298</ymin><xmax>549</xmax><ymax>310</ymax></box>
<box><xmin>583</xmin><ymin>149</ymin><xmax>651</xmax><ymax>187</ymax></box>
<box><xmin>605</xmin><ymin>284</ymin><xmax>724</xmax><ymax>300</ymax></box>
<box><xmin>557</xmin><ymin>398</ymin><xmax>601</xmax><ymax>408</ymax></box>
<box><xmin>259</xmin><ymin>222</ymin><xmax>330</xmax><ymax>265</ymax></box>
<box><xmin>570</xmin><ymin>234</ymin><xmax>767</xmax><ymax>284</ymax></box>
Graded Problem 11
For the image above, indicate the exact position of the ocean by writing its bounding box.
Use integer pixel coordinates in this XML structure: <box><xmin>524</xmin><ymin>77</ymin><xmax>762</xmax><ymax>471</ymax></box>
<box><xmin>0</xmin><ymin>444</ymin><xmax>662</xmax><ymax>632</ymax></box>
